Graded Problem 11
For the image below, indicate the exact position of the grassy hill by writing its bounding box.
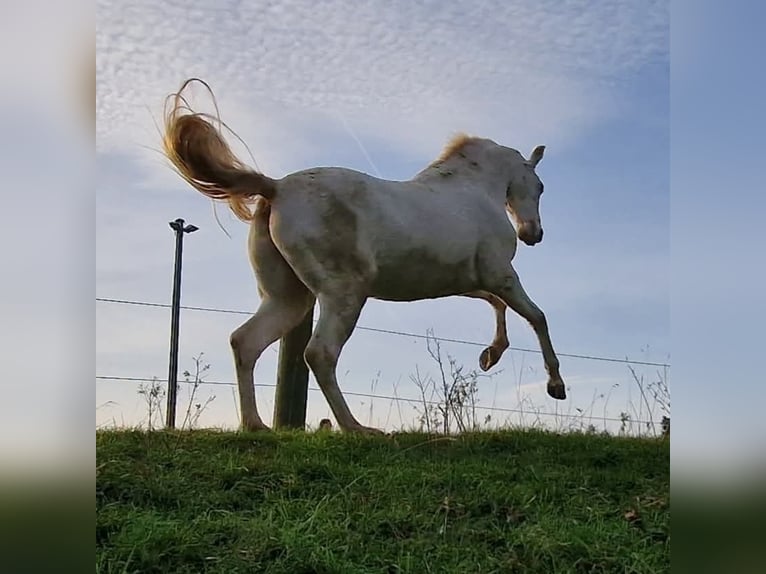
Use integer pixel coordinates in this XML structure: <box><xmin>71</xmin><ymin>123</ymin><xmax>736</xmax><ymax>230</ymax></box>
<box><xmin>96</xmin><ymin>429</ymin><xmax>669</xmax><ymax>573</ymax></box>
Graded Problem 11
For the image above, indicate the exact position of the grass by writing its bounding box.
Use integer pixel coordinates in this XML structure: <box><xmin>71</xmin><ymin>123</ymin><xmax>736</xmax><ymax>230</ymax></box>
<box><xmin>96</xmin><ymin>428</ymin><xmax>669</xmax><ymax>573</ymax></box>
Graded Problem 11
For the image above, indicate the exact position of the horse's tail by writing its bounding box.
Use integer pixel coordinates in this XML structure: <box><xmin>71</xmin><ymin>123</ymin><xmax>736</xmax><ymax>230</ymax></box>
<box><xmin>161</xmin><ymin>78</ymin><xmax>276</xmax><ymax>222</ymax></box>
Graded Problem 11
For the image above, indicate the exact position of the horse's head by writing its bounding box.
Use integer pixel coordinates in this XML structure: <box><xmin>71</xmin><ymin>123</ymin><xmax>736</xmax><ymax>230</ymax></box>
<box><xmin>505</xmin><ymin>145</ymin><xmax>546</xmax><ymax>246</ymax></box>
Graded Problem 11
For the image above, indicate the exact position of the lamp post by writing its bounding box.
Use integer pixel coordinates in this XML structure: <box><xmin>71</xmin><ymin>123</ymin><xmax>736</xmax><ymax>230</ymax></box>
<box><xmin>165</xmin><ymin>218</ymin><xmax>198</xmax><ymax>429</ymax></box>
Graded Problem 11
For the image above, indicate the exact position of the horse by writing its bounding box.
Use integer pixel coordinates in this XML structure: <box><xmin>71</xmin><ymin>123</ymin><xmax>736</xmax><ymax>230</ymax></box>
<box><xmin>161</xmin><ymin>78</ymin><xmax>566</xmax><ymax>434</ymax></box>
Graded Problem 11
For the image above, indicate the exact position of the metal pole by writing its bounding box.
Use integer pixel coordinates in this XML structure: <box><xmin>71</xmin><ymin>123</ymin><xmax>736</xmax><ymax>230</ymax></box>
<box><xmin>165</xmin><ymin>218</ymin><xmax>198</xmax><ymax>429</ymax></box>
<box><xmin>273</xmin><ymin>303</ymin><xmax>315</xmax><ymax>429</ymax></box>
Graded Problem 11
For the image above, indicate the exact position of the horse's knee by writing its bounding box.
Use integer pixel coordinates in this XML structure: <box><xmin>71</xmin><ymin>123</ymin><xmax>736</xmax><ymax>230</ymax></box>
<box><xmin>303</xmin><ymin>340</ymin><xmax>326</xmax><ymax>370</ymax></box>
<box><xmin>305</xmin><ymin>336</ymin><xmax>339</xmax><ymax>373</ymax></box>
<box><xmin>527</xmin><ymin>307</ymin><xmax>546</xmax><ymax>329</ymax></box>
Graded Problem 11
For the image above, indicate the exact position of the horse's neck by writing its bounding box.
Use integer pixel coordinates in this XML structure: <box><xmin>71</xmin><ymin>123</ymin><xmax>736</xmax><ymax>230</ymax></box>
<box><xmin>413</xmin><ymin>156</ymin><xmax>508</xmax><ymax>204</ymax></box>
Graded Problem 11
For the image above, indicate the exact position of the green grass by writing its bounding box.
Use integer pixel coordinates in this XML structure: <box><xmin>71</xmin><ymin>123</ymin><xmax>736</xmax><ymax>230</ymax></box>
<box><xmin>96</xmin><ymin>429</ymin><xmax>669</xmax><ymax>573</ymax></box>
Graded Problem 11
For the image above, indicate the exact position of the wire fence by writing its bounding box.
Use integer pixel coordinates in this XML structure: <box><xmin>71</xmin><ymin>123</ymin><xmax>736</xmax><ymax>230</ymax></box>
<box><xmin>96</xmin><ymin>374</ymin><xmax>657</xmax><ymax>426</ymax></box>
<box><xmin>96</xmin><ymin>296</ymin><xmax>670</xmax><ymax>432</ymax></box>
<box><xmin>96</xmin><ymin>297</ymin><xmax>671</xmax><ymax>368</ymax></box>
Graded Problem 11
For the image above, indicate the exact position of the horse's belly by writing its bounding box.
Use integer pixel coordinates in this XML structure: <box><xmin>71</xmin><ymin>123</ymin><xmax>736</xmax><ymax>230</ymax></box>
<box><xmin>368</xmin><ymin>251</ymin><xmax>479</xmax><ymax>302</ymax></box>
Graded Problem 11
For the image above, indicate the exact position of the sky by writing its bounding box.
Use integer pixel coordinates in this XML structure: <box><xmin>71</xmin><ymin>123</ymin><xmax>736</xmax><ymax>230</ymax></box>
<box><xmin>95</xmin><ymin>0</ymin><xmax>670</xmax><ymax>433</ymax></box>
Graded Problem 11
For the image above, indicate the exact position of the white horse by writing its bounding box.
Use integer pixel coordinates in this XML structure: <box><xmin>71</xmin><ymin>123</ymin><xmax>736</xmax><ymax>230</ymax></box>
<box><xmin>161</xmin><ymin>78</ymin><xmax>566</xmax><ymax>434</ymax></box>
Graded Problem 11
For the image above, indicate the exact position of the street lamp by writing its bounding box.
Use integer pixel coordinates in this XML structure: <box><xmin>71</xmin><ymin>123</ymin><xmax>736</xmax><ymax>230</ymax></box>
<box><xmin>166</xmin><ymin>218</ymin><xmax>198</xmax><ymax>429</ymax></box>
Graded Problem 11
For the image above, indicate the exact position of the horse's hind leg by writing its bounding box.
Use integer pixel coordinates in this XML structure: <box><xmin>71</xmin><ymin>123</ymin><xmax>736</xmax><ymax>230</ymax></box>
<box><xmin>487</xmin><ymin>268</ymin><xmax>566</xmax><ymax>400</ymax></box>
<box><xmin>303</xmin><ymin>290</ymin><xmax>382</xmax><ymax>434</ymax></box>
<box><xmin>233</xmin><ymin>199</ymin><xmax>315</xmax><ymax>431</ymax></box>
<box><xmin>464</xmin><ymin>291</ymin><xmax>510</xmax><ymax>371</ymax></box>
<box><xmin>230</xmin><ymin>295</ymin><xmax>313</xmax><ymax>431</ymax></box>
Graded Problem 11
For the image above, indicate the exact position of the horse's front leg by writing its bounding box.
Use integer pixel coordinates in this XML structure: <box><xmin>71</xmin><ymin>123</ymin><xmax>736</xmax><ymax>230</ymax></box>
<box><xmin>487</xmin><ymin>270</ymin><xmax>566</xmax><ymax>400</ymax></box>
<box><xmin>304</xmin><ymin>290</ymin><xmax>384</xmax><ymax>434</ymax></box>
<box><xmin>463</xmin><ymin>291</ymin><xmax>510</xmax><ymax>371</ymax></box>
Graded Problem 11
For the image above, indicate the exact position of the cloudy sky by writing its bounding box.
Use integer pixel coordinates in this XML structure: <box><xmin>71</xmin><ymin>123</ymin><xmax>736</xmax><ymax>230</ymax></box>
<box><xmin>96</xmin><ymin>0</ymin><xmax>670</xmax><ymax>432</ymax></box>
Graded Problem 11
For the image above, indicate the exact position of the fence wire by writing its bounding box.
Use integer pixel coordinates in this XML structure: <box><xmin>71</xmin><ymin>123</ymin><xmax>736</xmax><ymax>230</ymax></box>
<box><xmin>96</xmin><ymin>374</ymin><xmax>659</xmax><ymax>427</ymax></box>
<box><xmin>96</xmin><ymin>295</ymin><xmax>668</xmax><ymax>431</ymax></box>
<box><xmin>96</xmin><ymin>297</ymin><xmax>671</xmax><ymax>368</ymax></box>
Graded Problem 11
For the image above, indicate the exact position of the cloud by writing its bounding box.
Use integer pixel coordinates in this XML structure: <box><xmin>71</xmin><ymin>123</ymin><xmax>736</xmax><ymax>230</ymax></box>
<box><xmin>96</xmin><ymin>0</ymin><xmax>668</xmax><ymax>165</ymax></box>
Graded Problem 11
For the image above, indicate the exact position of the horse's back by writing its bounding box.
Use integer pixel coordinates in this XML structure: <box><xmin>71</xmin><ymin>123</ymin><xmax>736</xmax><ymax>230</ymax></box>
<box><xmin>275</xmin><ymin>165</ymin><xmax>489</xmax><ymax>241</ymax></box>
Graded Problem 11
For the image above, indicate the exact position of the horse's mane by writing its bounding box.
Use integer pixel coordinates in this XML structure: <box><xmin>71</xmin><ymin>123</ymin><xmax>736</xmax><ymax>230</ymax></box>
<box><xmin>429</xmin><ymin>133</ymin><xmax>480</xmax><ymax>167</ymax></box>
<box><xmin>412</xmin><ymin>133</ymin><xmax>482</xmax><ymax>179</ymax></box>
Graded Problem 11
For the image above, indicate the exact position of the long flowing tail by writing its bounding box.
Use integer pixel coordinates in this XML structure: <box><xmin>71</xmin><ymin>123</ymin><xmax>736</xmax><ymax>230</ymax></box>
<box><xmin>161</xmin><ymin>78</ymin><xmax>276</xmax><ymax>222</ymax></box>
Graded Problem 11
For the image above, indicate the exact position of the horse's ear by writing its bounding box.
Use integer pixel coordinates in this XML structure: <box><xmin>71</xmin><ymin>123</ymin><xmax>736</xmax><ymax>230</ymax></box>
<box><xmin>528</xmin><ymin>145</ymin><xmax>545</xmax><ymax>168</ymax></box>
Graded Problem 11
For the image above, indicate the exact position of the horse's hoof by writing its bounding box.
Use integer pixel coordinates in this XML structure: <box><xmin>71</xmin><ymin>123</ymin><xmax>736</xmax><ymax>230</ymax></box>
<box><xmin>479</xmin><ymin>347</ymin><xmax>496</xmax><ymax>371</ymax></box>
<box><xmin>547</xmin><ymin>378</ymin><xmax>566</xmax><ymax>400</ymax></box>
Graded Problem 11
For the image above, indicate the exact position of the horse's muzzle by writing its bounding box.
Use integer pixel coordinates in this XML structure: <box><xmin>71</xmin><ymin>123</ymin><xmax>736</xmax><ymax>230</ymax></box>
<box><xmin>519</xmin><ymin>226</ymin><xmax>543</xmax><ymax>246</ymax></box>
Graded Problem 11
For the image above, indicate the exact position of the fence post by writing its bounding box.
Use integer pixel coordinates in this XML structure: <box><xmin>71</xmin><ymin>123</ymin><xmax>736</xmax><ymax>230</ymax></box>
<box><xmin>273</xmin><ymin>303</ymin><xmax>315</xmax><ymax>429</ymax></box>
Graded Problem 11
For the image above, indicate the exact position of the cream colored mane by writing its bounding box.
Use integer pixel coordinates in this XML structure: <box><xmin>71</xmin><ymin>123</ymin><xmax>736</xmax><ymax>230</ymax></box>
<box><xmin>431</xmin><ymin>132</ymin><xmax>479</xmax><ymax>165</ymax></box>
